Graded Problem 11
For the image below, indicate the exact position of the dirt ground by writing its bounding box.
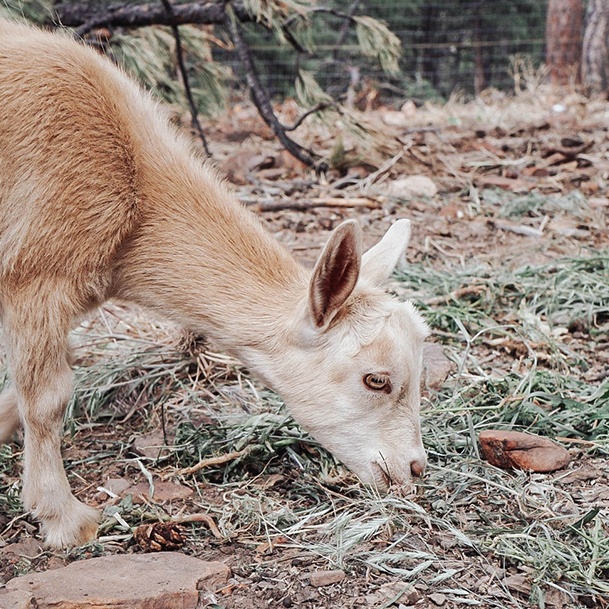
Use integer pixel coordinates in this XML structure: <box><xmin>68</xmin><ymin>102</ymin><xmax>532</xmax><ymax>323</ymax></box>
<box><xmin>1</xmin><ymin>86</ymin><xmax>608</xmax><ymax>608</ymax></box>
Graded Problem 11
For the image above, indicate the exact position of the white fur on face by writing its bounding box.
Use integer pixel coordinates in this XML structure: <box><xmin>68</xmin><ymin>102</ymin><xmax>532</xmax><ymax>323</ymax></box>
<box><xmin>268</xmin><ymin>290</ymin><xmax>429</xmax><ymax>490</ymax></box>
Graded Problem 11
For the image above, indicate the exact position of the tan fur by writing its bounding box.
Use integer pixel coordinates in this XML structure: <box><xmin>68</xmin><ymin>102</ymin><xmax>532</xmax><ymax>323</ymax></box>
<box><xmin>0</xmin><ymin>20</ymin><xmax>430</xmax><ymax>548</ymax></box>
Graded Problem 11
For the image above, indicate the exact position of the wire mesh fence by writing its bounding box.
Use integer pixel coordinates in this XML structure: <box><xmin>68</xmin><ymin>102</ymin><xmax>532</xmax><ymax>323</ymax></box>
<box><xmin>218</xmin><ymin>0</ymin><xmax>548</xmax><ymax>104</ymax></box>
<box><xmin>1</xmin><ymin>0</ymin><xmax>550</xmax><ymax>108</ymax></box>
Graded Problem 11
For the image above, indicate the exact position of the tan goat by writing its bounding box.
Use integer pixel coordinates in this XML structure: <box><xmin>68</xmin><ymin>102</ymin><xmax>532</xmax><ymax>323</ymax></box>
<box><xmin>0</xmin><ymin>20</ymin><xmax>430</xmax><ymax>548</ymax></box>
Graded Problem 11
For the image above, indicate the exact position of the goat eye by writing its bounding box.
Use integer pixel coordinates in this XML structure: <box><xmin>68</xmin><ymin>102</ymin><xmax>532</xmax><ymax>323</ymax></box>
<box><xmin>363</xmin><ymin>373</ymin><xmax>392</xmax><ymax>393</ymax></box>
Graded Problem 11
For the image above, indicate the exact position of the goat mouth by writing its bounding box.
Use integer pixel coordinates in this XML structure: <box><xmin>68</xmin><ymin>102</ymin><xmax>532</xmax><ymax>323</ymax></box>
<box><xmin>372</xmin><ymin>461</ymin><xmax>416</xmax><ymax>495</ymax></box>
<box><xmin>372</xmin><ymin>461</ymin><xmax>395</xmax><ymax>489</ymax></box>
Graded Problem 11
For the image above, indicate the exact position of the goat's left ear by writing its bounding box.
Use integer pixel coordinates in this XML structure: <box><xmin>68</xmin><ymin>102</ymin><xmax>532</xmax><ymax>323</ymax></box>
<box><xmin>309</xmin><ymin>220</ymin><xmax>362</xmax><ymax>328</ymax></box>
<box><xmin>361</xmin><ymin>218</ymin><xmax>411</xmax><ymax>286</ymax></box>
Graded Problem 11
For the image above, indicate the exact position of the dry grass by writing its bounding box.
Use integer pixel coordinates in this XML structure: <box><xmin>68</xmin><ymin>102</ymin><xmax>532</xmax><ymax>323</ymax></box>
<box><xmin>3</xmin><ymin>241</ymin><xmax>606</xmax><ymax>607</ymax></box>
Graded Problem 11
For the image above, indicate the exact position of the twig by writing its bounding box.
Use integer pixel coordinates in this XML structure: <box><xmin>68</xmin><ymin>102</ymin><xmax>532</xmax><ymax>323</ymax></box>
<box><xmin>171</xmin><ymin>513</ymin><xmax>223</xmax><ymax>538</ymax></box>
<box><xmin>249</xmin><ymin>197</ymin><xmax>380</xmax><ymax>213</ymax></box>
<box><xmin>284</xmin><ymin>102</ymin><xmax>333</xmax><ymax>132</ymax></box>
<box><xmin>163</xmin><ymin>447</ymin><xmax>252</xmax><ymax>479</ymax></box>
<box><xmin>160</xmin><ymin>0</ymin><xmax>210</xmax><ymax>156</ymax></box>
<box><xmin>283</xmin><ymin>6</ymin><xmax>359</xmax><ymax>30</ymax></box>
<box><xmin>555</xmin><ymin>437</ymin><xmax>599</xmax><ymax>446</ymax></box>
<box><xmin>226</xmin><ymin>13</ymin><xmax>321</xmax><ymax>169</ymax></box>
<box><xmin>280</xmin><ymin>22</ymin><xmax>309</xmax><ymax>56</ymax></box>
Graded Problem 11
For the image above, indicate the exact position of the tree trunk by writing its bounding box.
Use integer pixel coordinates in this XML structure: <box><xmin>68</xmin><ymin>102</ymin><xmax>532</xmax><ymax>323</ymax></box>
<box><xmin>419</xmin><ymin>3</ymin><xmax>440</xmax><ymax>90</ymax></box>
<box><xmin>473</xmin><ymin>14</ymin><xmax>485</xmax><ymax>95</ymax></box>
<box><xmin>583</xmin><ymin>0</ymin><xmax>609</xmax><ymax>93</ymax></box>
<box><xmin>546</xmin><ymin>0</ymin><xmax>583</xmax><ymax>85</ymax></box>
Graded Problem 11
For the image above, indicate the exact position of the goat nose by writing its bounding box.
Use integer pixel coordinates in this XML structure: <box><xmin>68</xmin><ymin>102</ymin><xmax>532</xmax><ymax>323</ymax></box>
<box><xmin>410</xmin><ymin>458</ymin><xmax>426</xmax><ymax>478</ymax></box>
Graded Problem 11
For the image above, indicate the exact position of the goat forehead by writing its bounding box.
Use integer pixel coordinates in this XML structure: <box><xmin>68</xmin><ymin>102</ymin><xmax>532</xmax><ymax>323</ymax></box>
<box><xmin>340</xmin><ymin>300</ymin><xmax>425</xmax><ymax>363</ymax></box>
<box><xmin>363</xmin><ymin>318</ymin><xmax>421</xmax><ymax>369</ymax></box>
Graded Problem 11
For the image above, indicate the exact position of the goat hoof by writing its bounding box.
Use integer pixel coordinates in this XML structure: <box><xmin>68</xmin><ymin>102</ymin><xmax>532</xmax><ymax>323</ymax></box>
<box><xmin>40</xmin><ymin>501</ymin><xmax>100</xmax><ymax>549</ymax></box>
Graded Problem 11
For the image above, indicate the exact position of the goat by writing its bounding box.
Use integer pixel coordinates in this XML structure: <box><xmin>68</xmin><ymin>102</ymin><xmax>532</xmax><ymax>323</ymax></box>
<box><xmin>0</xmin><ymin>19</ymin><xmax>430</xmax><ymax>548</ymax></box>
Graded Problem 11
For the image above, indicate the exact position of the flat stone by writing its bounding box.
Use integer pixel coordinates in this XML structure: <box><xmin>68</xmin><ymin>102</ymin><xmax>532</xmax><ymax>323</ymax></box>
<box><xmin>0</xmin><ymin>538</ymin><xmax>44</xmax><ymax>560</ymax></box>
<box><xmin>422</xmin><ymin>343</ymin><xmax>453</xmax><ymax>390</ymax></box>
<box><xmin>308</xmin><ymin>569</ymin><xmax>346</xmax><ymax>587</ymax></box>
<box><xmin>131</xmin><ymin>430</ymin><xmax>174</xmax><ymax>460</ymax></box>
<box><xmin>99</xmin><ymin>477</ymin><xmax>132</xmax><ymax>497</ymax></box>
<box><xmin>479</xmin><ymin>430</ymin><xmax>571</xmax><ymax>473</ymax></box>
<box><xmin>376</xmin><ymin>582</ymin><xmax>420</xmax><ymax>605</ymax></box>
<box><xmin>125</xmin><ymin>480</ymin><xmax>194</xmax><ymax>503</ymax></box>
<box><xmin>1</xmin><ymin>552</ymin><xmax>230</xmax><ymax>609</ymax></box>
<box><xmin>429</xmin><ymin>592</ymin><xmax>447</xmax><ymax>606</ymax></box>
<box><xmin>386</xmin><ymin>175</ymin><xmax>438</xmax><ymax>199</ymax></box>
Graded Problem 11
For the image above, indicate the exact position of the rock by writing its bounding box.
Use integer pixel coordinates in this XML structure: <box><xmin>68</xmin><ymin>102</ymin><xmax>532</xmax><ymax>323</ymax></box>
<box><xmin>98</xmin><ymin>476</ymin><xmax>132</xmax><ymax>498</ymax></box>
<box><xmin>386</xmin><ymin>175</ymin><xmax>438</xmax><ymax>199</ymax></box>
<box><xmin>308</xmin><ymin>569</ymin><xmax>346</xmax><ymax>587</ymax></box>
<box><xmin>429</xmin><ymin>592</ymin><xmax>447</xmax><ymax>606</ymax></box>
<box><xmin>422</xmin><ymin>343</ymin><xmax>454</xmax><ymax>390</ymax></box>
<box><xmin>400</xmin><ymin>100</ymin><xmax>417</xmax><ymax>119</ymax></box>
<box><xmin>376</xmin><ymin>582</ymin><xmax>420</xmax><ymax>605</ymax></box>
<box><xmin>479</xmin><ymin>430</ymin><xmax>571</xmax><ymax>473</ymax></box>
<box><xmin>130</xmin><ymin>430</ymin><xmax>172</xmax><ymax>459</ymax></box>
<box><xmin>126</xmin><ymin>479</ymin><xmax>194</xmax><ymax>503</ymax></box>
<box><xmin>0</xmin><ymin>538</ymin><xmax>44</xmax><ymax>560</ymax></box>
<box><xmin>1</xmin><ymin>552</ymin><xmax>230</xmax><ymax>609</ymax></box>
<box><xmin>382</xmin><ymin>110</ymin><xmax>409</xmax><ymax>127</ymax></box>
<box><xmin>438</xmin><ymin>202</ymin><xmax>463</xmax><ymax>220</ymax></box>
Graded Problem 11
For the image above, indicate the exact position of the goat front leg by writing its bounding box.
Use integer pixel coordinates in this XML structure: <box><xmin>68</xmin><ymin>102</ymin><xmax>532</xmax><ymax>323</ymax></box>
<box><xmin>0</xmin><ymin>385</ymin><xmax>20</xmax><ymax>443</ymax></box>
<box><xmin>6</xmin><ymin>305</ymin><xmax>99</xmax><ymax>548</ymax></box>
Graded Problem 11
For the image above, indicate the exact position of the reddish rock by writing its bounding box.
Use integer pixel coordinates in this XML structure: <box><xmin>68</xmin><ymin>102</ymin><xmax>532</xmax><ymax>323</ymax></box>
<box><xmin>430</xmin><ymin>592</ymin><xmax>448</xmax><ymax>606</ymax></box>
<box><xmin>308</xmin><ymin>569</ymin><xmax>346</xmax><ymax>587</ymax></box>
<box><xmin>1</xmin><ymin>552</ymin><xmax>230</xmax><ymax>609</ymax></box>
<box><xmin>479</xmin><ymin>430</ymin><xmax>571</xmax><ymax>473</ymax></box>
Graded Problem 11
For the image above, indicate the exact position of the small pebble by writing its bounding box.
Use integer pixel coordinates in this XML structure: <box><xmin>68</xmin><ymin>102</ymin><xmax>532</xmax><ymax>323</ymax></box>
<box><xmin>308</xmin><ymin>569</ymin><xmax>346</xmax><ymax>587</ymax></box>
<box><xmin>430</xmin><ymin>592</ymin><xmax>447</xmax><ymax>606</ymax></box>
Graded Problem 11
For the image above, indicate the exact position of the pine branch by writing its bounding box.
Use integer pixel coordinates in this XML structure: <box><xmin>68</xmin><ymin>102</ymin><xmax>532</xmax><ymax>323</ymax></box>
<box><xmin>159</xmin><ymin>0</ymin><xmax>210</xmax><ymax>156</ymax></box>
<box><xmin>226</xmin><ymin>14</ymin><xmax>321</xmax><ymax>170</ymax></box>
<box><xmin>53</xmin><ymin>1</ymin><xmax>252</xmax><ymax>37</ymax></box>
<box><xmin>53</xmin><ymin>1</ymin><xmax>329</xmax><ymax>168</ymax></box>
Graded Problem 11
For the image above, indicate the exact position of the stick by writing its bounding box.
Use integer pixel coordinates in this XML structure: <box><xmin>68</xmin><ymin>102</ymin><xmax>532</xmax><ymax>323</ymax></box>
<box><xmin>226</xmin><ymin>14</ymin><xmax>321</xmax><ymax>169</ymax></box>
<box><xmin>160</xmin><ymin>0</ymin><xmax>211</xmax><ymax>156</ymax></box>
<box><xmin>555</xmin><ymin>436</ymin><xmax>599</xmax><ymax>446</ymax></box>
<box><xmin>164</xmin><ymin>447</ymin><xmax>252</xmax><ymax>479</ymax></box>
<box><xmin>171</xmin><ymin>513</ymin><xmax>223</xmax><ymax>538</ymax></box>
<box><xmin>250</xmin><ymin>197</ymin><xmax>380</xmax><ymax>212</ymax></box>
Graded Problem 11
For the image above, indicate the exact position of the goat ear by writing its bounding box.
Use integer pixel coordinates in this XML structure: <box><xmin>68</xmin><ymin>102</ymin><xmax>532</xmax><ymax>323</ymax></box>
<box><xmin>309</xmin><ymin>220</ymin><xmax>362</xmax><ymax>328</ymax></box>
<box><xmin>361</xmin><ymin>218</ymin><xmax>411</xmax><ymax>286</ymax></box>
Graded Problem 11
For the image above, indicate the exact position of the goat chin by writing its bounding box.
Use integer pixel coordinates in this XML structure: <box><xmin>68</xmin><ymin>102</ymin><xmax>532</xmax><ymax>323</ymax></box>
<box><xmin>0</xmin><ymin>18</ymin><xmax>429</xmax><ymax>548</ymax></box>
